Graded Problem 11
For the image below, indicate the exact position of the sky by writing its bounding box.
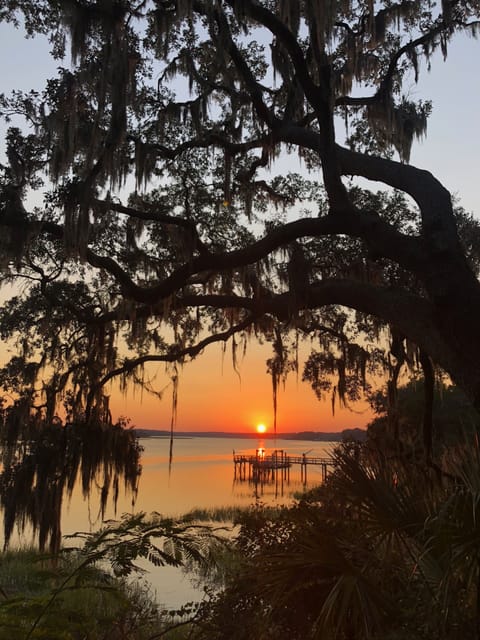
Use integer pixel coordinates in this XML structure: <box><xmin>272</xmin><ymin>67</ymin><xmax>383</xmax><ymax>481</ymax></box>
<box><xmin>0</xmin><ymin>14</ymin><xmax>479</xmax><ymax>434</ymax></box>
<box><xmin>109</xmin><ymin>340</ymin><xmax>373</xmax><ymax>433</ymax></box>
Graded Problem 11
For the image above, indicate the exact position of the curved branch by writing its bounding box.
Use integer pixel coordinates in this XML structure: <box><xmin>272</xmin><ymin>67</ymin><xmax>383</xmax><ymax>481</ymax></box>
<box><xmin>335</xmin><ymin>22</ymin><xmax>447</xmax><ymax>108</ymax></box>
<box><xmin>208</xmin><ymin>4</ymin><xmax>277</xmax><ymax>129</ymax></box>
<box><xmin>227</xmin><ymin>0</ymin><xmax>319</xmax><ymax>108</ymax></box>
<box><xmin>92</xmin><ymin>198</ymin><xmax>210</xmax><ymax>256</ymax></box>
<box><xmin>275</xmin><ymin>121</ymin><xmax>458</xmax><ymax>251</ymax></box>
<box><xmin>88</xmin><ymin>313</ymin><xmax>258</xmax><ymax>400</ymax></box>
<box><xmin>2</xmin><ymin>203</ymin><xmax>423</xmax><ymax>306</ymax></box>
<box><xmin>128</xmin><ymin>131</ymin><xmax>270</xmax><ymax>164</ymax></box>
<box><xmin>335</xmin><ymin>6</ymin><xmax>479</xmax><ymax>108</ymax></box>
<box><xmin>375</xmin><ymin>15</ymin><xmax>480</xmax><ymax>100</ymax></box>
<box><xmin>336</xmin><ymin>144</ymin><xmax>461</xmax><ymax>250</ymax></box>
<box><xmin>87</xmin><ymin>214</ymin><xmax>421</xmax><ymax>304</ymax></box>
<box><xmin>240</xmin><ymin>1</ymin><xmax>349</xmax><ymax>206</ymax></box>
<box><xmin>176</xmin><ymin>279</ymin><xmax>453</xmax><ymax>381</ymax></box>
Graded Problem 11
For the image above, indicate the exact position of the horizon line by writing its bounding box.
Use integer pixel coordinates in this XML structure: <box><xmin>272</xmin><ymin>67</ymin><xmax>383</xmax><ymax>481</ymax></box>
<box><xmin>133</xmin><ymin>427</ymin><xmax>366</xmax><ymax>434</ymax></box>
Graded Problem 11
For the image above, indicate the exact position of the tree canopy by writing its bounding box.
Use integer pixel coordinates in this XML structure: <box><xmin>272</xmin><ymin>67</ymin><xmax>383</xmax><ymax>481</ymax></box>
<box><xmin>1</xmin><ymin>0</ymin><xmax>480</xmax><ymax>429</ymax></box>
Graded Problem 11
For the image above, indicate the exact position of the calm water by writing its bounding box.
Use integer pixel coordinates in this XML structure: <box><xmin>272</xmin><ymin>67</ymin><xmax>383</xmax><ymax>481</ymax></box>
<box><xmin>60</xmin><ymin>436</ymin><xmax>335</xmax><ymax>533</ymax></box>
<box><xmin>12</xmin><ymin>436</ymin><xmax>335</xmax><ymax>607</ymax></box>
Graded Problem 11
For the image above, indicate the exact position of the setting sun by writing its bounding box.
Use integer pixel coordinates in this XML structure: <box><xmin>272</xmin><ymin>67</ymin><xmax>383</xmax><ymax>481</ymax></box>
<box><xmin>256</xmin><ymin>423</ymin><xmax>267</xmax><ymax>434</ymax></box>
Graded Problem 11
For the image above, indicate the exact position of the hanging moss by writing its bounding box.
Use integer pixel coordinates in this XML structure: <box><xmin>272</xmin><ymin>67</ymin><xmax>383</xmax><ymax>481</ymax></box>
<box><xmin>367</xmin><ymin>99</ymin><xmax>430</xmax><ymax>163</ymax></box>
<box><xmin>0</xmin><ymin>409</ymin><xmax>142</xmax><ymax>555</ymax></box>
<box><xmin>266</xmin><ymin>328</ymin><xmax>297</xmax><ymax>435</ymax></box>
<box><xmin>168</xmin><ymin>368</ymin><xmax>179</xmax><ymax>475</ymax></box>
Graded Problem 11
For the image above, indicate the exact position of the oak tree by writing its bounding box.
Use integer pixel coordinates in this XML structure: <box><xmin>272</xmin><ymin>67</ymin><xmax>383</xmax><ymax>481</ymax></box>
<box><xmin>1</xmin><ymin>0</ymin><xmax>480</xmax><ymax>428</ymax></box>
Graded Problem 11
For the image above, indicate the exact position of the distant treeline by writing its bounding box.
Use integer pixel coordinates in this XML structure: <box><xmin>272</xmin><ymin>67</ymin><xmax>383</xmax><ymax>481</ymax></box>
<box><xmin>134</xmin><ymin>428</ymin><xmax>366</xmax><ymax>442</ymax></box>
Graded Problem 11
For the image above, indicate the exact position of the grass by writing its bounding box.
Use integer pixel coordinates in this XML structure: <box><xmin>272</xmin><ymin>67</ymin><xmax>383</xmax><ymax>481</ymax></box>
<box><xmin>0</xmin><ymin>506</ymin><xmax>281</xmax><ymax>639</ymax></box>
<box><xmin>0</xmin><ymin>548</ymin><xmax>196</xmax><ymax>640</ymax></box>
<box><xmin>181</xmin><ymin>503</ymin><xmax>285</xmax><ymax>524</ymax></box>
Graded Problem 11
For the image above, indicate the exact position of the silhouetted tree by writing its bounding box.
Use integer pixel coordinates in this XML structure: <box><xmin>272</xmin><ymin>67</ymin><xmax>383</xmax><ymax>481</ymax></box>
<box><xmin>0</xmin><ymin>1</ymin><xmax>480</xmax><ymax>423</ymax></box>
<box><xmin>367</xmin><ymin>379</ymin><xmax>480</xmax><ymax>452</ymax></box>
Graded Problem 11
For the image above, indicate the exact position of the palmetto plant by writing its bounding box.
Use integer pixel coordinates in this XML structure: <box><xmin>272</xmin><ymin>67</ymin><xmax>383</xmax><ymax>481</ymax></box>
<box><xmin>199</xmin><ymin>441</ymin><xmax>480</xmax><ymax>640</ymax></box>
<box><xmin>72</xmin><ymin>511</ymin><xmax>228</xmax><ymax>579</ymax></box>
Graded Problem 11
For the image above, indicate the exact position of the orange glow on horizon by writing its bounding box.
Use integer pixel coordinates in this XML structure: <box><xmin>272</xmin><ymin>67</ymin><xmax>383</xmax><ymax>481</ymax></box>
<box><xmin>109</xmin><ymin>341</ymin><xmax>375</xmax><ymax>433</ymax></box>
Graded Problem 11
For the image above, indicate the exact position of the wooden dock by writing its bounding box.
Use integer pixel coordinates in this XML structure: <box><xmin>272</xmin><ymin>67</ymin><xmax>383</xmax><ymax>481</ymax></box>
<box><xmin>233</xmin><ymin>449</ymin><xmax>334</xmax><ymax>484</ymax></box>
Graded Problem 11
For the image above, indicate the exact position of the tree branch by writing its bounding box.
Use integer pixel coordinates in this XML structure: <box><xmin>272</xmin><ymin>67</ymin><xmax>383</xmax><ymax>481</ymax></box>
<box><xmin>176</xmin><ymin>279</ymin><xmax>452</xmax><ymax>379</ymax></box>
<box><xmin>2</xmin><ymin>202</ymin><xmax>423</xmax><ymax>307</ymax></box>
<box><xmin>336</xmin><ymin>144</ymin><xmax>461</xmax><ymax>251</ymax></box>
<box><xmin>88</xmin><ymin>313</ymin><xmax>258</xmax><ymax>399</ymax></box>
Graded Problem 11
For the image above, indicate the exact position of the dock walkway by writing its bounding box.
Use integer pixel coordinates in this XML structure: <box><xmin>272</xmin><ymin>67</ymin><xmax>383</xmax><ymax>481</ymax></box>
<box><xmin>233</xmin><ymin>449</ymin><xmax>334</xmax><ymax>483</ymax></box>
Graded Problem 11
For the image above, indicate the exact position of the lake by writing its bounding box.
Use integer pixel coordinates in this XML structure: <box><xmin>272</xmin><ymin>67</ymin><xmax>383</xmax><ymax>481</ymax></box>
<box><xmin>12</xmin><ymin>435</ymin><xmax>336</xmax><ymax>607</ymax></box>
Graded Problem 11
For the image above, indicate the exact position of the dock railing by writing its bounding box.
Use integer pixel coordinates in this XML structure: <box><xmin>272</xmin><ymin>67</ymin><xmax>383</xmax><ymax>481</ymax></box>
<box><xmin>233</xmin><ymin>449</ymin><xmax>335</xmax><ymax>483</ymax></box>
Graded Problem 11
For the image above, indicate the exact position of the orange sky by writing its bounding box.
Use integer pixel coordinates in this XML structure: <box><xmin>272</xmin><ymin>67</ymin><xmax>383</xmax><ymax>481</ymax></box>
<box><xmin>0</xmin><ymin>286</ymin><xmax>375</xmax><ymax>435</ymax></box>
<box><xmin>110</xmin><ymin>340</ymin><xmax>374</xmax><ymax>433</ymax></box>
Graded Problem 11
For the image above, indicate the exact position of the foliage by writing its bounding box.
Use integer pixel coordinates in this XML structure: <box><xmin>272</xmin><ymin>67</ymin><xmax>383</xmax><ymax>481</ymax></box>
<box><xmin>192</xmin><ymin>438</ymin><xmax>480</xmax><ymax>639</ymax></box>
<box><xmin>367</xmin><ymin>379</ymin><xmax>480</xmax><ymax>452</ymax></box>
<box><xmin>71</xmin><ymin>510</ymin><xmax>228</xmax><ymax>579</ymax></box>
<box><xmin>0</xmin><ymin>548</ymin><xmax>178</xmax><ymax>640</ymax></box>
<box><xmin>0</xmin><ymin>510</ymin><xmax>227</xmax><ymax>639</ymax></box>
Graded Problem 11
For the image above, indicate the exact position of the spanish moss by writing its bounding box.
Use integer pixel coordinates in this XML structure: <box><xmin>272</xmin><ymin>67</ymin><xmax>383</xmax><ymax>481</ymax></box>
<box><xmin>0</xmin><ymin>405</ymin><xmax>142</xmax><ymax>554</ymax></box>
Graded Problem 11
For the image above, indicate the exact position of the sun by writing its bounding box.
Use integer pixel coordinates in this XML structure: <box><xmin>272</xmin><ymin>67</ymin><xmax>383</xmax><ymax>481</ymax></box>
<box><xmin>256</xmin><ymin>423</ymin><xmax>267</xmax><ymax>434</ymax></box>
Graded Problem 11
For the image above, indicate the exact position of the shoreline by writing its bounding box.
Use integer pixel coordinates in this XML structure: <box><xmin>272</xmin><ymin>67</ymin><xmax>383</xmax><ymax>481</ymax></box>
<box><xmin>135</xmin><ymin>428</ymin><xmax>366</xmax><ymax>442</ymax></box>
